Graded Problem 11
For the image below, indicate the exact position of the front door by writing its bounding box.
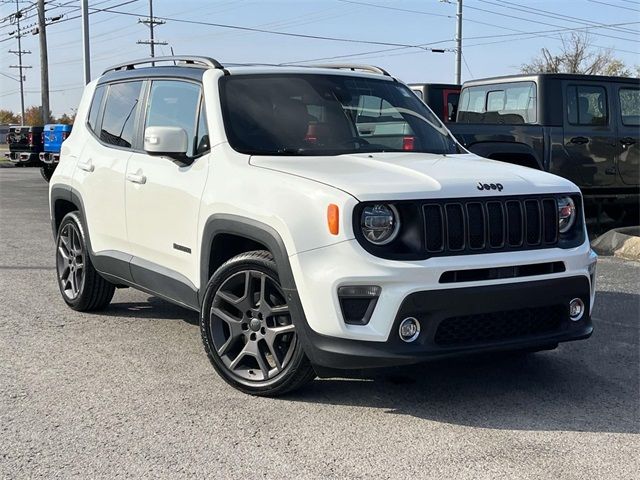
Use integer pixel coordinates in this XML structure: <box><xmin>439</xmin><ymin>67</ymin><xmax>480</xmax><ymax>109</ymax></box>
<box><xmin>563</xmin><ymin>83</ymin><xmax>617</xmax><ymax>188</ymax></box>
<box><xmin>615</xmin><ymin>85</ymin><xmax>639</xmax><ymax>185</ymax></box>
<box><xmin>125</xmin><ymin>79</ymin><xmax>211</xmax><ymax>296</ymax></box>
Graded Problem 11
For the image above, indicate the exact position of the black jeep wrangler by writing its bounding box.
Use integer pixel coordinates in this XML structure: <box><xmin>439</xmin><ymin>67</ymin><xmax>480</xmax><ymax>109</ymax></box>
<box><xmin>447</xmin><ymin>73</ymin><xmax>639</xmax><ymax>220</ymax></box>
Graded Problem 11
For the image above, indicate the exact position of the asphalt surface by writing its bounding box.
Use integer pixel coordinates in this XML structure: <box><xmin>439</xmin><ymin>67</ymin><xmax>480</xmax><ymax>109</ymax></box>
<box><xmin>1</xmin><ymin>168</ymin><xmax>638</xmax><ymax>479</ymax></box>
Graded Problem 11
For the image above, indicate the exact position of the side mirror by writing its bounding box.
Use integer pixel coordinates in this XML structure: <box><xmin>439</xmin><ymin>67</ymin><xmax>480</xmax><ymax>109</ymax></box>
<box><xmin>144</xmin><ymin>126</ymin><xmax>188</xmax><ymax>160</ymax></box>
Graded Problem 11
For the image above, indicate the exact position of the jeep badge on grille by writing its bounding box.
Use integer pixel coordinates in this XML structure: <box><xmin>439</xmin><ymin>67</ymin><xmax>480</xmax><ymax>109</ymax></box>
<box><xmin>477</xmin><ymin>182</ymin><xmax>504</xmax><ymax>192</ymax></box>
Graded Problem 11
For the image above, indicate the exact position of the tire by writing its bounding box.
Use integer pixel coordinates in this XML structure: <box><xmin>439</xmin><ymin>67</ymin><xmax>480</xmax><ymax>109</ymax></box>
<box><xmin>200</xmin><ymin>250</ymin><xmax>316</xmax><ymax>396</ymax></box>
<box><xmin>55</xmin><ymin>211</ymin><xmax>115</xmax><ymax>311</ymax></box>
<box><xmin>40</xmin><ymin>165</ymin><xmax>55</xmax><ymax>183</ymax></box>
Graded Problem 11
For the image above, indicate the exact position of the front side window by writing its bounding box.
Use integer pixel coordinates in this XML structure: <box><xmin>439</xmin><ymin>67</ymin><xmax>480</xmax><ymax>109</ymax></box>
<box><xmin>100</xmin><ymin>81</ymin><xmax>143</xmax><ymax>148</ymax></box>
<box><xmin>567</xmin><ymin>85</ymin><xmax>608</xmax><ymax>126</ymax></box>
<box><xmin>619</xmin><ymin>88</ymin><xmax>640</xmax><ymax>126</ymax></box>
<box><xmin>219</xmin><ymin>74</ymin><xmax>458</xmax><ymax>156</ymax></box>
<box><xmin>458</xmin><ymin>82</ymin><xmax>537</xmax><ymax>124</ymax></box>
<box><xmin>145</xmin><ymin>80</ymin><xmax>202</xmax><ymax>157</ymax></box>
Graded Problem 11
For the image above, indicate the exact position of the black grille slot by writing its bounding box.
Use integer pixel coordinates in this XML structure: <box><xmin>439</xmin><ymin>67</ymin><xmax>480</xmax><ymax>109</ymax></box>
<box><xmin>439</xmin><ymin>261</ymin><xmax>566</xmax><ymax>283</ymax></box>
<box><xmin>466</xmin><ymin>202</ymin><xmax>485</xmax><ymax>249</ymax></box>
<box><xmin>424</xmin><ymin>204</ymin><xmax>444</xmax><ymax>252</ymax></box>
<box><xmin>486</xmin><ymin>202</ymin><xmax>505</xmax><ymax>248</ymax></box>
<box><xmin>421</xmin><ymin>195</ymin><xmax>560</xmax><ymax>257</ymax></box>
<box><xmin>434</xmin><ymin>305</ymin><xmax>565</xmax><ymax>346</ymax></box>
<box><xmin>506</xmin><ymin>200</ymin><xmax>524</xmax><ymax>246</ymax></box>
<box><xmin>445</xmin><ymin>204</ymin><xmax>465</xmax><ymax>250</ymax></box>
<box><xmin>542</xmin><ymin>198</ymin><xmax>558</xmax><ymax>244</ymax></box>
<box><xmin>525</xmin><ymin>199</ymin><xmax>542</xmax><ymax>245</ymax></box>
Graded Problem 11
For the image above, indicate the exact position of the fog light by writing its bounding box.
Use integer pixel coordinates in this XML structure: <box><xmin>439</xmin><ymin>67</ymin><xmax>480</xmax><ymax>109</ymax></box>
<box><xmin>399</xmin><ymin>317</ymin><xmax>420</xmax><ymax>342</ymax></box>
<box><xmin>569</xmin><ymin>298</ymin><xmax>585</xmax><ymax>321</ymax></box>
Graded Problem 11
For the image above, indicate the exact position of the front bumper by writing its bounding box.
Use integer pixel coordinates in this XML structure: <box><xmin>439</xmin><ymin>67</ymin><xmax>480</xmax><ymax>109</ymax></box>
<box><xmin>296</xmin><ymin>276</ymin><xmax>592</xmax><ymax>369</ymax></box>
<box><xmin>288</xmin><ymin>239</ymin><xmax>595</xmax><ymax>369</ymax></box>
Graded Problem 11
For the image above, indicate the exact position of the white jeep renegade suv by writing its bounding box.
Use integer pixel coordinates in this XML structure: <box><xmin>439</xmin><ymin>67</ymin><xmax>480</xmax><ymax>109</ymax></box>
<box><xmin>50</xmin><ymin>56</ymin><xmax>597</xmax><ymax>396</ymax></box>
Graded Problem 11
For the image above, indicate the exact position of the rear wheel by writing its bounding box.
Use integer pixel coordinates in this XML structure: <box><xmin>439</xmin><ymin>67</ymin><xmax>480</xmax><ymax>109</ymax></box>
<box><xmin>200</xmin><ymin>250</ymin><xmax>315</xmax><ymax>396</ymax></box>
<box><xmin>55</xmin><ymin>212</ymin><xmax>115</xmax><ymax>311</ymax></box>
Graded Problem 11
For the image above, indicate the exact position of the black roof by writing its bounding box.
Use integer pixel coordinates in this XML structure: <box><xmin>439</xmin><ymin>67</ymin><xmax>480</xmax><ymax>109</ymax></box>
<box><xmin>98</xmin><ymin>65</ymin><xmax>207</xmax><ymax>85</ymax></box>
<box><xmin>463</xmin><ymin>72</ymin><xmax>640</xmax><ymax>87</ymax></box>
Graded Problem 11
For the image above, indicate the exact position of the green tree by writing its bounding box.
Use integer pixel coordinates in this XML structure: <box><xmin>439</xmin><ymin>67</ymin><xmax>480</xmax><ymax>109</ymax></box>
<box><xmin>0</xmin><ymin>109</ymin><xmax>20</xmax><ymax>125</ymax></box>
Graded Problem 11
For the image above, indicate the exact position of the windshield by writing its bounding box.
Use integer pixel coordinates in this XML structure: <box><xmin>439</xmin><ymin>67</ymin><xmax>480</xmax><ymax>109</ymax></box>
<box><xmin>219</xmin><ymin>74</ymin><xmax>459</xmax><ymax>156</ymax></box>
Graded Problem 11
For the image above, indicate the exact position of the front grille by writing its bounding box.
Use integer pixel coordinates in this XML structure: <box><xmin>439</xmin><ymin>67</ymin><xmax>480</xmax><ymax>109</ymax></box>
<box><xmin>423</xmin><ymin>196</ymin><xmax>559</xmax><ymax>256</ymax></box>
<box><xmin>434</xmin><ymin>305</ymin><xmax>565</xmax><ymax>347</ymax></box>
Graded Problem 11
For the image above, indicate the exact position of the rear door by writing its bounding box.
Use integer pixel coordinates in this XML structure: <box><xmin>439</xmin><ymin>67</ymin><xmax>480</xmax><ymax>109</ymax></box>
<box><xmin>563</xmin><ymin>83</ymin><xmax>617</xmax><ymax>187</ymax></box>
<box><xmin>125</xmin><ymin>78</ymin><xmax>210</xmax><ymax>291</ymax></box>
<box><xmin>74</xmin><ymin>80</ymin><xmax>143</xmax><ymax>254</ymax></box>
<box><xmin>615</xmin><ymin>85</ymin><xmax>639</xmax><ymax>185</ymax></box>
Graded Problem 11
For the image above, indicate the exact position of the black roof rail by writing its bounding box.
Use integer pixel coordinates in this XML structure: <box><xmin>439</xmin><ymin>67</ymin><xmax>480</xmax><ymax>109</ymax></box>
<box><xmin>305</xmin><ymin>64</ymin><xmax>391</xmax><ymax>77</ymax></box>
<box><xmin>102</xmin><ymin>56</ymin><xmax>224</xmax><ymax>74</ymax></box>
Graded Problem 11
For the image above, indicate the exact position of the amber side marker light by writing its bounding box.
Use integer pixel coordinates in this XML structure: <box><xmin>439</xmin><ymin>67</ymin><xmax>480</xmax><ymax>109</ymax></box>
<box><xmin>327</xmin><ymin>204</ymin><xmax>339</xmax><ymax>235</ymax></box>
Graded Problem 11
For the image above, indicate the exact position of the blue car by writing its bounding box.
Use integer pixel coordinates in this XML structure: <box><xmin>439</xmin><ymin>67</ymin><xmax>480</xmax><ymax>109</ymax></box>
<box><xmin>39</xmin><ymin>123</ymin><xmax>72</xmax><ymax>182</ymax></box>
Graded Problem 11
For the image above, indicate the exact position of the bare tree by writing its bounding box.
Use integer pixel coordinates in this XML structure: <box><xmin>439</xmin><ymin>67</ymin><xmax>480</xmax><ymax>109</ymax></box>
<box><xmin>521</xmin><ymin>32</ymin><xmax>633</xmax><ymax>76</ymax></box>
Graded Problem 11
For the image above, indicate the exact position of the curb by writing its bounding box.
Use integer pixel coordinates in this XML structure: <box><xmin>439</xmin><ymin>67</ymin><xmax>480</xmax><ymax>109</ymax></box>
<box><xmin>591</xmin><ymin>226</ymin><xmax>640</xmax><ymax>262</ymax></box>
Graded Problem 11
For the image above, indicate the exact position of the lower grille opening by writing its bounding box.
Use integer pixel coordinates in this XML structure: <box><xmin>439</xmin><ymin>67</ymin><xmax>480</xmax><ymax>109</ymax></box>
<box><xmin>439</xmin><ymin>261</ymin><xmax>565</xmax><ymax>283</ymax></box>
<box><xmin>434</xmin><ymin>305</ymin><xmax>565</xmax><ymax>347</ymax></box>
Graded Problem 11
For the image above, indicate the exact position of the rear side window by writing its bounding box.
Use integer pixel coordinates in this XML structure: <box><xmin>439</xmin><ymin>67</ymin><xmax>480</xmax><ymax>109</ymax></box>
<box><xmin>457</xmin><ymin>82</ymin><xmax>536</xmax><ymax>124</ymax></box>
<box><xmin>100</xmin><ymin>81</ymin><xmax>143</xmax><ymax>148</ymax></box>
<box><xmin>567</xmin><ymin>85</ymin><xmax>608</xmax><ymax>126</ymax></box>
<box><xmin>619</xmin><ymin>88</ymin><xmax>640</xmax><ymax>126</ymax></box>
<box><xmin>87</xmin><ymin>85</ymin><xmax>105</xmax><ymax>133</ymax></box>
<box><xmin>145</xmin><ymin>80</ymin><xmax>201</xmax><ymax>157</ymax></box>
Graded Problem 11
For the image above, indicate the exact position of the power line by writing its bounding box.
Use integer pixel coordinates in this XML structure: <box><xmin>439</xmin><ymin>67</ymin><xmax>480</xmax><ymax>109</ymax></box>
<box><xmin>491</xmin><ymin>0</ymin><xmax>639</xmax><ymax>36</ymax></box>
<box><xmin>587</xmin><ymin>0</ymin><xmax>640</xmax><ymax>11</ymax></box>
<box><xmin>467</xmin><ymin>0</ymin><xmax>638</xmax><ymax>43</ymax></box>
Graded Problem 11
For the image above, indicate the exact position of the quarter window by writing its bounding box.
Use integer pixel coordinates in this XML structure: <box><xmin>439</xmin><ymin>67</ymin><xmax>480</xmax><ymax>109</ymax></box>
<box><xmin>195</xmin><ymin>101</ymin><xmax>210</xmax><ymax>156</ymax></box>
<box><xmin>567</xmin><ymin>85</ymin><xmax>608</xmax><ymax>126</ymax></box>
<box><xmin>100</xmin><ymin>81</ymin><xmax>143</xmax><ymax>148</ymax></box>
<box><xmin>87</xmin><ymin>85</ymin><xmax>105</xmax><ymax>133</ymax></box>
<box><xmin>145</xmin><ymin>80</ymin><xmax>201</xmax><ymax>158</ymax></box>
<box><xmin>619</xmin><ymin>88</ymin><xmax>640</xmax><ymax>126</ymax></box>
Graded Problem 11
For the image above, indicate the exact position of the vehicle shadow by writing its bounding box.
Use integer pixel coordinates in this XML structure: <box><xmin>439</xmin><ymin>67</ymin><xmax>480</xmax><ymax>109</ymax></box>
<box><xmin>288</xmin><ymin>290</ymin><xmax>639</xmax><ymax>435</ymax></box>
<box><xmin>99</xmin><ymin>295</ymin><xmax>199</xmax><ymax>326</ymax></box>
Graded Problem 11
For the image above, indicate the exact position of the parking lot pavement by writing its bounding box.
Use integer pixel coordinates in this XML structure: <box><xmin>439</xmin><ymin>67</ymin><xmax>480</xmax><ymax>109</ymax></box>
<box><xmin>0</xmin><ymin>168</ymin><xmax>638</xmax><ymax>479</ymax></box>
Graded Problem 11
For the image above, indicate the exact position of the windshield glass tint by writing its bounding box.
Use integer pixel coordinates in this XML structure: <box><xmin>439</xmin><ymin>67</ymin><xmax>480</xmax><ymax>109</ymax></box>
<box><xmin>219</xmin><ymin>74</ymin><xmax>458</xmax><ymax>156</ymax></box>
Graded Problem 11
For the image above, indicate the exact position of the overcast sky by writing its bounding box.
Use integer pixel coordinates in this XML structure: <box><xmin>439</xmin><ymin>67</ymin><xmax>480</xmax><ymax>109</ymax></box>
<box><xmin>1</xmin><ymin>0</ymin><xmax>638</xmax><ymax>117</ymax></box>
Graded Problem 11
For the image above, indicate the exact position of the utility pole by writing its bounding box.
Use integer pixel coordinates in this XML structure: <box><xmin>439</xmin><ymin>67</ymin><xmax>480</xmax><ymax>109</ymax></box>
<box><xmin>9</xmin><ymin>0</ymin><xmax>31</xmax><ymax>125</ymax></box>
<box><xmin>81</xmin><ymin>0</ymin><xmax>90</xmax><ymax>84</ymax></box>
<box><xmin>37</xmin><ymin>0</ymin><xmax>49</xmax><ymax>125</ymax></box>
<box><xmin>137</xmin><ymin>0</ymin><xmax>166</xmax><ymax>60</ymax></box>
<box><xmin>455</xmin><ymin>0</ymin><xmax>463</xmax><ymax>85</ymax></box>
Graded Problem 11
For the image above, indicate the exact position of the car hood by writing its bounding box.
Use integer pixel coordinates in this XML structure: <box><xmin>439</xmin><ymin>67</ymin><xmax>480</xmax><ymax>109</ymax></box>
<box><xmin>249</xmin><ymin>152</ymin><xmax>579</xmax><ymax>201</ymax></box>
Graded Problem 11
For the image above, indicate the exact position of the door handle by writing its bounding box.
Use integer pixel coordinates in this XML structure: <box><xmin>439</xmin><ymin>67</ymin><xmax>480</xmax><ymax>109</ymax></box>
<box><xmin>569</xmin><ymin>136</ymin><xmax>589</xmax><ymax>145</ymax></box>
<box><xmin>605</xmin><ymin>167</ymin><xmax>616</xmax><ymax>175</ymax></box>
<box><xmin>77</xmin><ymin>159</ymin><xmax>94</xmax><ymax>172</ymax></box>
<box><xmin>620</xmin><ymin>137</ymin><xmax>636</xmax><ymax>147</ymax></box>
<box><xmin>126</xmin><ymin>172</ymin><xmax>146</xmax><ymax>184</ymax></box>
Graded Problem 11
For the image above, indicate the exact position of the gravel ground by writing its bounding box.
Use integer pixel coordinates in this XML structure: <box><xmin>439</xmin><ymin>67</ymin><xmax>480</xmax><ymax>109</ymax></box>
<box><xmin>0</xmin><ymin>168</ymin><xmax>638</xmax><ymax>479</ymax></box>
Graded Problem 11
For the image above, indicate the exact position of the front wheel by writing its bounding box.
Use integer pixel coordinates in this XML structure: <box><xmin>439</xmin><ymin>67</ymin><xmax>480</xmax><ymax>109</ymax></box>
<box><xmin>200</xmin><ymin>250</ymin><xmax>315</xmax><ymax>396</ymax></box>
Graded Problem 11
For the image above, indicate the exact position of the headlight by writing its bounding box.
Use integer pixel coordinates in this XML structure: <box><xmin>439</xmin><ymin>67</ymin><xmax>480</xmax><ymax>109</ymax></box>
<box><xmin>558</xmin><ymin>197</ymin><xmax>576</xmax><ymax>233</ymax></box>
<box><xmin>361</xmin><ymin>204</ymin><xmax>400</xmax><ymax>245</ymax></box>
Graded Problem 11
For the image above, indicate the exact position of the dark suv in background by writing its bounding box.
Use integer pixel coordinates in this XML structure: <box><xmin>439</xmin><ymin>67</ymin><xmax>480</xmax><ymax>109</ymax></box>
<box><xmin>444</xmin><ymin>74</ymin><xmax>639</xmax><ymax>220</ymax></box>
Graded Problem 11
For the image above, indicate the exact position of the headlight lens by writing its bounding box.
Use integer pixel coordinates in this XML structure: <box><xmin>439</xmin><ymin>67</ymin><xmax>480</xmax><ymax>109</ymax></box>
<box><xmin>361</xmin><ymin>204</ymin><xmax>400</xmax><ymax>245</ymax></box>
<box><xmin>558</xmin><ymin>196</ymin><xmax>576</xmax><ymax>233</ymax></box>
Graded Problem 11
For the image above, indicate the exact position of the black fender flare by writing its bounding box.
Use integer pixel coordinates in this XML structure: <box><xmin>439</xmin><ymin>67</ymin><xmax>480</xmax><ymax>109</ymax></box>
<box><xmin>199</xmin><ymin>214</ymin><xmax>298</xmax><ymax>299</ymax></box>
<box><xmin>466</xmin><ymin>141</ymin><xmax>542</xmax><ymax>169</ymax></box>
